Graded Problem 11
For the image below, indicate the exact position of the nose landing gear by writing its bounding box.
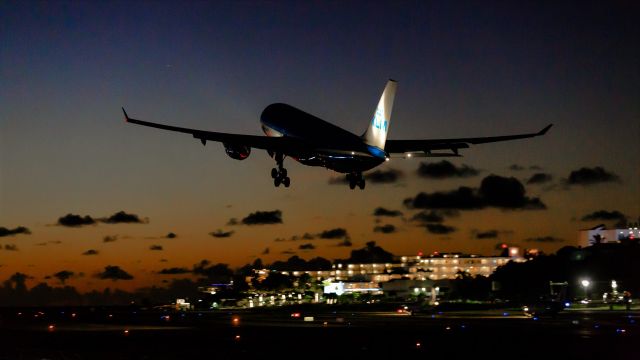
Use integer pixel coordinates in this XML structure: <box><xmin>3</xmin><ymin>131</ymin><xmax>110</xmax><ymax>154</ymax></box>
<box><xmin>346</xmin><ymin>172</ymin><xmax>365</xmax><ymax>190</ymax></box>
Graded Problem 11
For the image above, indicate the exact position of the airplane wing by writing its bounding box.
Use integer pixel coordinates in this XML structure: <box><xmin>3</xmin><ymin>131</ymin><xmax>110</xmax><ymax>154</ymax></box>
<box><xmin>122</xmin><ymin>108</ymin><xmax>306</xmax><ymax>153</ymax></box>
<box><xmin>384</xmin><ymin>124</ymin><xmax>552</xmax><ymax>157</ymax></box>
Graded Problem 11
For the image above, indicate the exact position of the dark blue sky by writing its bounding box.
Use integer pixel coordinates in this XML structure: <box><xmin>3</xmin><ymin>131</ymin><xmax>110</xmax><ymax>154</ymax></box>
<box><xmin>1</xmin><ymin>1</ymin><xmax>638</xmax><ymax>291</ymax></box>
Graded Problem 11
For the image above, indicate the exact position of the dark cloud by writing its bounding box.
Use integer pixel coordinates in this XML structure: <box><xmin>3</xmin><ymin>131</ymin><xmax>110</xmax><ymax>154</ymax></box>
<box><xmin>299</xmin><ymin>243</ymin><xmax>316</xmax><ymax>250</ymax></box>
<box><xmin>373</xmin><ymin>207</ymin><xmax>403</xmax><ymax>217</ymax></box>
<box><xmin>82</xmin><ymin>249</ymin><xmax>99</xmax><ymax>256</ymax></box>
<box><xmin>411</xmin><ymin>210</ymin><xmax>459</xmax><ymax>224</ymax></box>
<box><xmin>52</xmin><ymin>270</ymin><xmax>75</xmax><ymax>284</ymax></box>
<box><xmin>365</xmin><ymin>169</ymin><xmax>403</xmax><ymax>183</ymax></box>
<box><xmin>566</xmin><ymin>166</ymin><xmax>620</xmax><ymax>186</ymax></box>
<box><xmin>166</xmin><ymin>232</ymin><xmax>177</xmax><ymax>239</ymax></box>
<box><xmin>529</xmin><ymin>165</ymin><xmax>542</xmax><ymax>171</ymax></box>
<box><xmin>581</xmin><ymin>210</ymin><xmax>627</xmax><ymax>227</ymax></box>
<box><xmin>209</xmin><ymin>229</ymin><xmax>234</xmax><ymax>238</ymax></box>
<box><xmin>57</xmin><ymin>214</ymin><xmax>96</xmax><ymax>227</ymax></box>
<box><xmin>160</xmin><ymin>259</ymin><xmax>168</xmax><ymax>263</ymax></box>
<box><xmin>4</xmin><ymin>244</ymin><xmax>19</xmax><ymax>251</ymax></box>
<box><xmin>150</xmin><ymin>245</ymin><xmax>163</xmax><ymax>251</ymax></box>
<box><xmin>97</xmin><ymin>265</ymin><xmax>134</xmax><ymax>280</ymax></box>
<box><xmin>404</xmin><ymin>175</ymin><xmax>546</xmax><ymax>210</ymax></box>
<box><xmin>527</xmin><ymin>173</ymin><xmax>553</xmax><ymax>185</ymax></box>
<box><xmin>417</xmin><ymin>161</ymin><xmax>479</xmax><ymax>179</ymax></box>
<box><xmin>103</xmin><ymin>235</ymin><xmax>118</xmax><ymax>243</ymax></box>
<box><xmin>102</xmin><ymin>211</ymin><xmax>147</xmax><ymax>224</ymax></box>
<box><xmin>509</xmin><ymin>164</ymin><xmax>525</xmax><ymax>171</ymax></box>
<box><xmin>473</xmin><ymin>230</ymin><xmax>499</xmax><ymax>239</ymax></box>
<box><xmin>227</xmin><ymin>218</ymin><xmax>239</xmax><ymax>226</ymax></box>
<box><xmin>425</xmin><ymin>224</ymin><xmax>456</xmax><ymax>234</ymax></box>
<box><xmin>524</xmin><ymin>236</ymin><xmax>564</xmax><ymax>243</ymax></box>
<box><xmin>0</xmin><ymin>226</ymin><xmax>31</xmax><ymax>237</ymax></box>
<box><xmin>291</xmin><ymin>233</ymin><xmax>315</xmax><ymax>241</ymax></box>
<box><xmin>336</xmin><ymin>239</ymin><xmax>353</xmax><ymax>247</ymax></box>
<box><xmin>240</xmin><ymin>210</ymin><xmax>282</xmax><ymax>225</ymax></box>
<box><xmin>318</xmin><ymin>228</ymin><xmax>349</xmax><ymax>239</ymax></box>
<box><xmin>281</xmin><ymin>249</ymin><xmax>296</xmax><ymax>255</ymax></box>
<box><xmin>158</xmin><ymin>267</ymin><xmax>191</xmax><ymax>275</ymax></box>
<box><xmin>262</xmin><ymin>247</ymin><xmax>270</xmax><ymax>255</ymax></box>
<box><xmin>329</xmin><ymin>169</ymin><xmax>403</xmax><ymax>185</ymax></box>
<box><xmin>373</xmin><ymin>224</ymin><xmax>397</xmax><ymax>234</ymax></box>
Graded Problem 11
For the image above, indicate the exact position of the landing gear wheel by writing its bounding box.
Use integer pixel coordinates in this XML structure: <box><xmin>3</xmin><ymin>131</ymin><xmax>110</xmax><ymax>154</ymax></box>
<box><xmin>274</xmin><ymin>177</ymin><xmax>282</xmax><ymax>187</ymax></box>
<box><xmin>358</xmin><ymin>179</ymin><xmax>365</xmax><ymax>190</ymax></box>
<box><xmin>280</xmin><ymin>168</ymin><xmax>287</xmax><ymax>178</ymax></box>
<box><xmin>283</xmin><ymin>177</ymin><xmax>290</xmax><ymax>188</ymax></box>
<box><xmin>271</xmin><ymin>168</ymin><xmax>278</xmax><ymax>178</ymax></box>
<box><xmin>349</xmin><ymin>181</ymin><xmax>356</xmax><ymax>190</ymax></box>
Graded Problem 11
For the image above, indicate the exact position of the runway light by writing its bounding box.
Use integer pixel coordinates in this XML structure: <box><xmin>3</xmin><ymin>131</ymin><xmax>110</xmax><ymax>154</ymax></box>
<box><xmin>416</xmin><ymin>342</ymin><xmax>421</xmax><ymax>348</ymax></box>
<box><xmin>48</xmin><ymin>324</ymin><xmax>55</xmax><ymax>331</ymax></box>
<box><xmin>124</xmin><ymin>329</ymin><xmax>129</xmax><ymax>335</ymax></box>
<box><xmin>235</xmin><ymin>335</ymin><xmax>241</xmax><ymax>341</ymax></box>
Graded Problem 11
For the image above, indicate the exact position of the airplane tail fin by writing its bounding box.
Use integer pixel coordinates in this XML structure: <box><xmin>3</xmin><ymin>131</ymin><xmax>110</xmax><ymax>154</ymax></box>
<box><xmin>362</xmin><ymin>79</ymin><xmax>397</xmax><ymax>150</ymax></box>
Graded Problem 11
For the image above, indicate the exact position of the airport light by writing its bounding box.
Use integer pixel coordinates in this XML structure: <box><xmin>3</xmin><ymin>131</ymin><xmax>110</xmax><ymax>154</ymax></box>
<box><xmin>581</xmin><ymin>279</ymin><xmax>590</xmax><ymax>300</ymax></box>
<box><xmin>611</xmin><ymin>280</ymin><xmax>618</xmax><ymax>291</ymax></box>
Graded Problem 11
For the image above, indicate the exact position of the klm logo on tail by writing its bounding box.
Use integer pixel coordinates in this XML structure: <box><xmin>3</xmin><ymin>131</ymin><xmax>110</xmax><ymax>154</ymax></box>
<box><xmin>372</xmin><ymin>108</ymin><xmax>388</xmax><ymax>133</ymax></box>
<box><xmin>362</xmin><ymin>79</ymin><xmax>397</xmax><ymax>149</ymax></box>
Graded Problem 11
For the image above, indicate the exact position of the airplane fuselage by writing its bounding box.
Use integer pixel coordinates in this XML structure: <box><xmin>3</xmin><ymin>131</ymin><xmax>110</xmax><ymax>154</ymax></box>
<box><xmin>260</xmin><ymin>103</ymin><xmax>385</xmax><ymax>173</ymax></box>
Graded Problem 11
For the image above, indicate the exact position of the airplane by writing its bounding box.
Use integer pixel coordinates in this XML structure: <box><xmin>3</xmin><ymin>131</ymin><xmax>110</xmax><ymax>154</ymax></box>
<box><xmin>123</xmin><ymin>79</ymin><xmax>552</xmax><ymax>190</ymax></box>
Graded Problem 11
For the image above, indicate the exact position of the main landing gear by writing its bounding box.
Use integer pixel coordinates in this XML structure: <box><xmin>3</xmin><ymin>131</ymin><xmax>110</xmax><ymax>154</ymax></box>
<box><xmin>347</xmin><ymin>172</ymin><xmax>365</xmax><ymax>190</ymax></box>
<box><xmin>271</xmin><ymin>152</ymin><xmax>290</xmax><ymax>188</ymax></box>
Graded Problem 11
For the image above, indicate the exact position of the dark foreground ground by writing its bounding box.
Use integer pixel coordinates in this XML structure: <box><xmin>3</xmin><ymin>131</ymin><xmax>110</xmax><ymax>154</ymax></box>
<box><xmin>0</xmin><ymin>306</ymin><xmax>637</xmax><ymax>359</ymax></box>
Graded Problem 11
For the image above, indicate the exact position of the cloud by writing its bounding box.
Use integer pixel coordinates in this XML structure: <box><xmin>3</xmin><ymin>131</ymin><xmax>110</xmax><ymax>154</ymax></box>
<box><xmin>581</xmin><ymin>210</ymin><xmax>627</xmax><ymax>227</ymax></box>
<box><xmin>509</xmin><ymin>164</ymin><xmax>525</xmax><ymax>171</ymax></box>
<box><xmin>318</xmin><ymin>228</ymin><xmax>349</xmax><ymax>239</ymax></box>
<box><xmin>290</xmin><ymin>233</ymin><xmax>315</xmax><ymax>241</ymax></box>
<box><xmin>329</xmin><ymin>169</ymin><xmax>403</xmax><ymax>185</ymax></box>
<box><xmin>103</xmin><ymin>235</ymin><xmax>118</xmax><ymax>243</ymax></box>
<box><xmin>473</xmin><ymin>230</ymin><xmax>499</xmax><ymax>239</ymax></box>
<box><xmin>166</xmin><ymin>232</ymin><xmax>177</xmax><ymax>239</ymax></box>
<box><xmin>524</xmin><ymin>236</ymin><xmax>564</xmax><ymax>243</ymax></box>
<box><xmin>404</xmin><ymin>175</ymin><xmax>546</xmax><ymax>210</ymax></box>
<box><xmin>529</xmin><ymin>165</ymin><xmax>542</xmax><ymax>170</ymax></box>
<box><xmin>96</xmin><ymin>265</ymin><xmax>134</xmax><ymax>280</ymax></box>
<box><xmin>411</xmin><ymin>210</ymin><xmax>459</xmax><ymax>224</ymax></box>
<box><xmin>209</xmin><ymin>229</ymin><xmax>235</xmax><ymax>238</ymax></box>
<box><xmin>0</xmin><ymin>226</ymin><xmax>31</xmax><ymax>237</ymax></box>
<box><xmin>150</xmin><ymin>245</ymin><xmax>163</xmax><ymax>251</ymax></box>
<box><xmin>57</xmin><ymin>214</ymin><xmax>96</xmax><ymax>227</ymax></box>
<box><xmin>82</xmin><ymin>249</ymin><xmax>99</xmax><ymax>256</ymax></box>
<box><xmin>281</xmin><ymin>249</ymin><xmax>296</xmax><ymax>255</ymax></box>
<box><xmin>158</xmin><ymin>267</ymin><xmax>191</xmax><ymax>275</ymax></box>
<box><xmin>4</xmin><ymin>244</ymin><xmax>19</xmax><ymax>251</ymax></box>
<box><xmin>373</xmin><ymin>207</ymin><xmax>403</xmax><ymax>217</ymax></box>
<box><xmin>299</xmin><ymin>243</ymin><xmax>316</xmax><ymax>250</ymax></box>
<box><xmin>102</xmin><ymin>211</ymin><xmax>147</xmax><ymax>224</ymax></box>
<box><xmin>336</xmin><ymin>239</ymin><xmax>353</xmax><ymax>247</ymax></box>
<box><xmin>227</xmin><ymin>218</ymin><xmax>239</xmax><ymax>226</ymax></box>
<box><xmin>425</xmin><ymin>224</ymin><xmax>456</xmax><ymax>234</ymax></box>
<box><xmin>240</xmin><ymin>210</ymin><xmax>283</xmax><ymax>225</ymax></box>
<box><xmin>417</xmin><ymin>161</ymin><xmax>479</xmax><ymax>179</ymax></box>
<box><xmin>365</xmin><ymin>169</ymin><xmax>403</xmax><ymax>183</ymax></box>
<box><xmin>52</xmin><ymin>270</ymin><xmax>75</xmax><ymax>284</ymax></box>
<box><xmin>262</xmin><ymin>247</ymin><xmax>270</xmax><ymax>255</ymax></box>
<box><xmin>373</xmin><ymin>224</ymin><xmax>397</xmax><ymax>234</ymax></box>
<box><xmin>527</xmin><ymin>173</ymin><xmax>553</xmax><ymax>185</ymax></box>
<box><xmin>566</xmin><ymin>166</ymin><xmax>620</xmax><ymax>186</ymax></box>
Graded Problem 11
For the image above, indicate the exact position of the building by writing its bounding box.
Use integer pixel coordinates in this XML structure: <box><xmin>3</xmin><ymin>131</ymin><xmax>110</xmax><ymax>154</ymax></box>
<box><xmin>578</xmin><ymin>224</ymin><xmax>639</xmax><ymax>247</ymax></box>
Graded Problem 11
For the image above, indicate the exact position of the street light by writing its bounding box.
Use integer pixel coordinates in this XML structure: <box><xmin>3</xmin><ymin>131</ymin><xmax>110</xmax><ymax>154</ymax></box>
<box><xmin>581</xmin><ymin>279</ymin><xmax>590</xmax><ymax>301</ymax></box>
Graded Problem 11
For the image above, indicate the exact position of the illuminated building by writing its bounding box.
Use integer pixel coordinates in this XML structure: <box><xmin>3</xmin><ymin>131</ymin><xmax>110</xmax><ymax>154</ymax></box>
<box><xmin>578</xmin><ymin>224</ymin><xmax>640</xmax><ymax>247</ymax></box>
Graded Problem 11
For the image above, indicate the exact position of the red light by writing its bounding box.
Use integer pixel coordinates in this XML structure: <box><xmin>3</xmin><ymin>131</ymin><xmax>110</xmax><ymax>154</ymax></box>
<box><xmin>501</xmin><ymin>244</ymin><xmax>508</xmax><ymax>249</ymax></box>
<box><xmin>417</xmin><ymin>251</ymin><xmax>423</xmax><ymax>256</ymax></box>
<box><xmin>291</xmin><ymin>312</ymin><xmax>301</xmax><ymax>318</ymax></box>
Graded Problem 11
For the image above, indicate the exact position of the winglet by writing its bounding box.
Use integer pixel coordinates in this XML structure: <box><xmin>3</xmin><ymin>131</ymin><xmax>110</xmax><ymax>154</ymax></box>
<box><xmin>538</xmin><ymin>124</ymin><xmax>553</xmax><ymax>136</ymax></box>
<box><xmin>122</xmin><ymin>107</ymin><xmax>130</xmax><ymax>122</ymax></box>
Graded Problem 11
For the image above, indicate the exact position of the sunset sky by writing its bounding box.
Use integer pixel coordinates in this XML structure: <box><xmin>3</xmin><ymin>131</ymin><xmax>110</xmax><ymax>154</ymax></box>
<box><xmin>1</xmin><ymin>1</ymin><xmax>638</xmax><ymax>292</ymax></box>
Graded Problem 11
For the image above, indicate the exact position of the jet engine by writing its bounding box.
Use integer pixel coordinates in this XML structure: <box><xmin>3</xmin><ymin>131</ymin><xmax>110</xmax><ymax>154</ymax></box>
<box><xmin>223</xmin><ymin>143</ymin><xmax>251</xmax><ymax>160</ymax></box>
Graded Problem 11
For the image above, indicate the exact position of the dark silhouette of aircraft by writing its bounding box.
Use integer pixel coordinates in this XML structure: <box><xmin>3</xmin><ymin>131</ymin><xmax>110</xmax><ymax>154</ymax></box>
<box><xmin>123</xmin><ymin>80</ymin><xmax>551</xmax><ymax>190</ymax></box>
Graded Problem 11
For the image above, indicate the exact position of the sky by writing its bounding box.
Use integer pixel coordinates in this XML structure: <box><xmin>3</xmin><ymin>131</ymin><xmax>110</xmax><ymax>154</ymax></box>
<box><xmin>1</xmin><ymin>0</ymin><xmax>638</xmax><ymax>292</ymax></box>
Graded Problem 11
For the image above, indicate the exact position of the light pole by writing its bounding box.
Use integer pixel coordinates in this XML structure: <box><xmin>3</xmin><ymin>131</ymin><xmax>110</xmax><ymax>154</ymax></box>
<box><xmin>581</xmin><ymin>279</ymin><xmax>590</xmax><ymax>301</ymax></box>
